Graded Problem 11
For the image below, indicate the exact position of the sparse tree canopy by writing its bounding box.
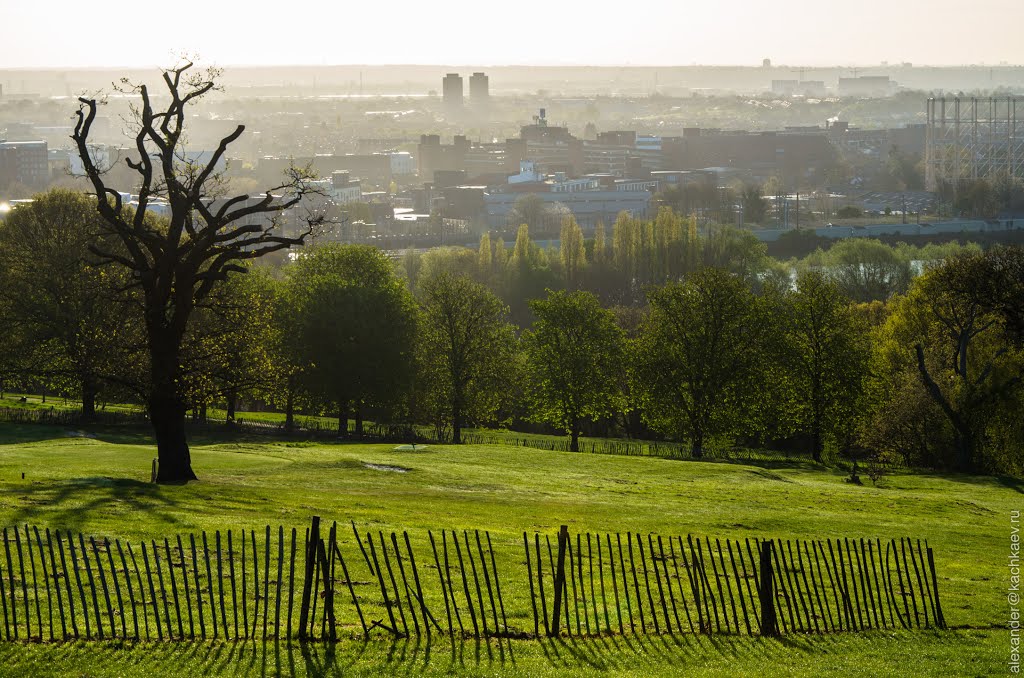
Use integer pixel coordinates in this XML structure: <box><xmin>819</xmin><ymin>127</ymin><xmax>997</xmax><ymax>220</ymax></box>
<box><xmin>71</xmin><ymin>61</ymin><xmax>325</xmax><ymax>482</ymax></box>
<box><xmin>741</xmin><ymin>183</ymin><xmax>768</xmax><ymax>224</ymax></box>
<box><xmin>510</xmin><ymin>194</ymin><xmax>552</xmax><ymax>234</ymax></box>
<box><xmin>181</xmin><ymin>267</ymin><xmax>281</xmax><ymax>421</ymax></box>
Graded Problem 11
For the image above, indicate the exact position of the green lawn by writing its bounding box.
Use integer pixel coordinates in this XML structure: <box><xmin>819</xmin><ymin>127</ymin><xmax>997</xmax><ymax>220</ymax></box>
<box><xmin>0</xmin><ymin>422</ymin><xmax>1016</xmax><ymax>676</ymax></box>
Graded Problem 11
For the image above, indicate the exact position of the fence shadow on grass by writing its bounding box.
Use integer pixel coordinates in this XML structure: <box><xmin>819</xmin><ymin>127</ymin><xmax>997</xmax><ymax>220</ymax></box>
<box><xmin>102</xmin><ymin>629</ymin><xmax>936</xmax><ymax>677</ymax></box>
<box><xmin>0</xmin><ymin>630</ymin><xmax>966</xmax><ymax>677</ymax></box>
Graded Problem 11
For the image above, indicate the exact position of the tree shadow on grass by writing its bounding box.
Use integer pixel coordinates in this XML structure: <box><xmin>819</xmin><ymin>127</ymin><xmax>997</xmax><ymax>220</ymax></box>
<box><xmin>0</xmin><ymin>476</ymin><xmax>182</xmax><ymax>533</ymax></box>
<box><xmin>996</xmin><ymin>475</ymin><xmax>1024</xmax><ymax>494</ymax></box>
<box><xmin>0</xmin><ymin>424</ymin><xmax>82</xmax><ymax>446</ymax></box>
<box><xmin>902</xmin><ymin>470</ymin><xmax>1024</xmax><ymax>493</ymax></box>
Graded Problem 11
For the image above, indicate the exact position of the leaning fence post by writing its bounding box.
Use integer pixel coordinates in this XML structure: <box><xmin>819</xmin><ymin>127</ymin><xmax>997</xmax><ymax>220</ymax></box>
<box><xmin>298</xmin><ymin>516</ymin><xmax>320</xmax><ymax>641</ymax></box>
<box><xmin>549</xmin><ymin>525</ymin><xmax>569</xmax><ymax>636</ymax></box>
<box><xmin>926</xmin><ymin>546</ymin><xmax>946</xmax><ymax>629</ymax></box>
<box><xmin>759</xmin><ymin>540</ymin><xmax>778</xmax><ymax>637</ymax></box>
<box><xmin>315</xmin><ymin>534</ymin><xmax>335</xmax><ymax>642</ymax></box>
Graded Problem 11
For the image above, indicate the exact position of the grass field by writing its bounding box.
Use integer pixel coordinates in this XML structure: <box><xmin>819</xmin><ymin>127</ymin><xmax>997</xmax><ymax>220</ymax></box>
<box><xmin>0</xmin><ymin>421</ymin><xmax>1015</xmax><ymax>676</ymax></box>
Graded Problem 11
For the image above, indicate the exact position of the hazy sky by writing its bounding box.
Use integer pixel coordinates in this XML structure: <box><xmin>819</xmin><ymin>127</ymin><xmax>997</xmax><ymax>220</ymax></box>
<box><xmin>2</xmin><ymin>0</ymin><xmax>1022</xmax><ymax>68</ymax></box>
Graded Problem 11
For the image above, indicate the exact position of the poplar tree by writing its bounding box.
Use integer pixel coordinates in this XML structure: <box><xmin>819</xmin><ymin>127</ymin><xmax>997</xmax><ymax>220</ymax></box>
<box><xmin>559</xmin><ymin>215</ymin><xmax>586</xmax><ymax>289</ymax></box>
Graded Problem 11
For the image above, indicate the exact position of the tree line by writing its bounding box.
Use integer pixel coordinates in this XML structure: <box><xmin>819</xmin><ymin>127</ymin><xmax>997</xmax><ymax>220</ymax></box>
<box><xmin>1</xmin><ymin>189</ymin><xmax>1022</xmax><ymax>476</ymax></box>
<box><xmin>14</xmin><ymin>63</ymin><xmax>1015</xmax><ymax>485</ymax></box>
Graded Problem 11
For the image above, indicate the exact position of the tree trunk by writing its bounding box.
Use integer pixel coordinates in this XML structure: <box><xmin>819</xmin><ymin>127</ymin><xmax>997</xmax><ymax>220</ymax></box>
<box><xmin>355</xmin><ymin>405</ymin><xmax>364</xmax><ymax>437</ymax></box>
<box><xmin>199</xmin><ymin>402</ymin><xmax>208</xmax><ymax>424</ymax></box>
<box><xmin>148</xmin><ymin>325</ymin><xmax>196</xmax><ymax>483</ymax></box>
<box><xmin>953</xmin><ymin>430</ymin><xmax>974</xmax><ymax>473</ymax></box>
<box><xmin>150</xmin><ymin>391</ymin><xmax>196</xmax><ymax>482</ymax></box>
<box><xmin>226</xmin><ymin>389</ymin><xmax>238</xmax><ymax>422</ymax></box>
<box><xmin>915</xmin><ymin>343</ymin><xmax>975</xmax><ymax>472</ymax></box>
<box><xmin>570</xmin><ymin>426</ymin><xmax>580</xmax><ymax>453</ymax></box>
<box><xmin>452</xmin><ymin>400</ymin><xmax>462</xmax><ymax>445</ymax></box>
<box><xmin>811</xmin><ymin>376</ymin><xmax>823</xmax><ymax>463</ymax></box>
<box><xmin>81</xmin><ymin>378</ymin><xmax>97</xmax><ymax>423</ymax></box>
<box><xmin>691</xmin><ymin>430</ymin><xmax>704</xmax><ymax>459</ymax></box>
<box><xmin>338</xmin><ymin>401</ymin><xmax>349</xmax><ymax>438</ymax></box>
<box><xmin>285</xmin><ymin>384</ymin><xmax>295</xmax><ymax>434</ymax></box>
<box><xmin>811</xmin><ymin>400</ymin><xmax>823</xmax><ymax>463</ymax></box>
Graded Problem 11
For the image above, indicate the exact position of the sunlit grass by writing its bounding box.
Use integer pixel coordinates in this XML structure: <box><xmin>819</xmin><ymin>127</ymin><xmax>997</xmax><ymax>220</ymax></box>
<box><xmin>0</xmin><ymin>422</ymin><xmax>1016</xmax><ymax>675</ymax></box>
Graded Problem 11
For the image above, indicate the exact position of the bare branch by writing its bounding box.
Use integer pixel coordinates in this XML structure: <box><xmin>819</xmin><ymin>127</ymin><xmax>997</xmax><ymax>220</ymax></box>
<box><xmin>192</xmin><ymin>124</ymin><xmax>245</xmax><ymax>197</ymax></box>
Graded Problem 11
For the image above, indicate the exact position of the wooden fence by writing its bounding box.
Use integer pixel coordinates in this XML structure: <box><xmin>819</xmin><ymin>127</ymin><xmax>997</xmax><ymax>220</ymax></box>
<box><xmin>460</xmin><ymin>432</ymin><xmax>847</xmax><ymax>465</ymax></box>
<box><xmin>0</xmin><ymin>519</ymin><xmax>943</xmax><ymax>643</ymax></box>
<box><xmin>0</xmin><ymin>407</ymin><xmax>146</xmax><ymax>428</ymax></box>
<box><xmin>0</xmin><ymin>406</ymin><xmax>902</xmax><ymax>471</ymax></box>
<box><xmin>0</xmin><ymin>406</ymin><xmax>429</xmax><ymax>445</ymax></box>
<box><xmin>525</xmin><ymin>527</ymin><xmax>945</xmax><ymax>638</ymax></box>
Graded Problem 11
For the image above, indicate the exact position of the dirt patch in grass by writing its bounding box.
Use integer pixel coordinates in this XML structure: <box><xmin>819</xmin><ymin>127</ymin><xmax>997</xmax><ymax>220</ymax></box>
<box><xmin>362</xmin><ymin>462</ymin><xmax>410</xmax><ymax>473</ymax></box>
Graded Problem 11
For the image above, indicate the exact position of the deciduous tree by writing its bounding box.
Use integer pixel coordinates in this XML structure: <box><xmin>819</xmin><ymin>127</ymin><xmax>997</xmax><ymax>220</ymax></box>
<box><xmin>778</xmin><ymin>271</ymin><xmax>871</xmax><ymax>462</ymax></box>
<box><xmin>72</xmin><ymin>61</ymin><xmax>324</xmax><ymax>481</ymax></box>
<box><xmin>418</xmin><ymin>273</ymin><xmax>516</xmax><ymax>443</ymax></box>
<box><xmin>287</xmin><ymin>244</ymin><xmax>417</xmax><ymax>435</ymax></box>
<box><xmin>559</xmin><ymin>215</ymin><xmax>586</xmax><ymax>288</ymax></box>
<box><xmin>882</xmin><ymin>252</ymin><xmax>1023</xmax><ymax>471</ymax></box>
<box><xmin>523</xmin><ymin>290</ymin><xmax>625</xmax><ymax>451</ymax></box>
<box><xmin>0</xmin><ymin>190</ymin><xmax>136</xmax><ymax>419</ymax></box>
<box><xmin>182</xmin><ymin>267</ymin><xmax>280</xmax><ymax>422</ymax></box>
<box><xmin>633</xmin><ymin>269</ymin><xmax>763</xmax><ymax>457</ymax></box>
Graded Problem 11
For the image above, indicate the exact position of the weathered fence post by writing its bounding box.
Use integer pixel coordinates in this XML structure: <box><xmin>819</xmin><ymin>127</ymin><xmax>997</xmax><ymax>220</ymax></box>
<box><xmin>297</xmin><ymin>516</ymin><xmax>320</xmax><ymax>641</ymax></box>
<box><xmin>926</xmin><ymin>546</ymin><xmax>946</xmax><ymax>629</ymax></box>
<box><xmin>315</xmin><ymin>531</ymin><xmax>335</xmax><ymax>642</ymax></box>
<box><xmin>549</xmin><ymin>525</ymin><xmax>569</xmax><ymax>636</ymax></box>
<box><xmin>759</xmin><ymin>540</ymin><xmax>779</xmax><ymax>637</ymax></box>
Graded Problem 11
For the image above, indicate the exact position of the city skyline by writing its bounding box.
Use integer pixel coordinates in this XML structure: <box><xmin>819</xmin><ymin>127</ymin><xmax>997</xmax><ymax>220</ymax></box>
<box><xmin>2</xmin><ymin>0</ymin><xmax>1023</xmax><ymax>69</ymax></box>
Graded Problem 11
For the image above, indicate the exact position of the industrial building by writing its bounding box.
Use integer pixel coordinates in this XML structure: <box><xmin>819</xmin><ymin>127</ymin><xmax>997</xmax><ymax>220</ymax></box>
<box><xmin>329</xmin><ymin>171</ymin><xmax>362</xmax><ymax>204</ymax></box>
<box><xmin>0</xmin><ymin>140</ymin><xmax>48</xmax><ymax>189</ymax></box>
<box><xmin>660</xmin><ymin>128</ymin><xmax>839</xmax><ymax>185</ymax></box>
<box><xmin>925</xmin><ymin>97</ymin><xmax>1024</xmax><ymax>190</ymax></box>
<box><xmin>483</xmin><ymin>161</ymin><xmax>651</xmax><ymax>230</ymax></box>
<box><xmin>505</xmin><ymin>109</ymin><xmax>584</xmax><ymax>176</ymax></box>
<box><xmin>771</xmin><ymin>80</ymin><xmax>827</xmax><ymax>97</ymax></box>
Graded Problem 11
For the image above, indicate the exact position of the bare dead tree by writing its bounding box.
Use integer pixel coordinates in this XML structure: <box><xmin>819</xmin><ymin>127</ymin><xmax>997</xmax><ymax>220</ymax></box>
<box><xmin>72</xmin><ymin>61</ymin><xmax>325</xmax><ymax>482</ymax></box>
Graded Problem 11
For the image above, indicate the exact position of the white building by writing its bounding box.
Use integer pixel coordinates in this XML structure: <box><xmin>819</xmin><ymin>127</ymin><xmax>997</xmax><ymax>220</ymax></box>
<box><xmin>387</xmin><ymin>151</ymin><xmax>415</xmax><ymax>176</ymax></box>
<box><xmin>507</xmin><ymin>160</ymin><xmax>544</xmax><ymax>184</ymax></box>
<box><xmin>485</xmin><ymin>161</ymin><xmax>651</xmax><ymax>229</ymax></box>
<box><xmin>330</xmin><ymin>171</ymin><xmax>362</xmax><ymax>204</ymax></box>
